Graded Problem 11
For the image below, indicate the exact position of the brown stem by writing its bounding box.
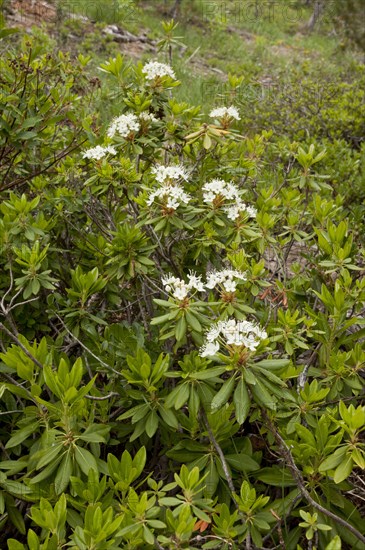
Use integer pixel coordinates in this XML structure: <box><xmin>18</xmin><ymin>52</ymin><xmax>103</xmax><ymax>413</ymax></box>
<box><xmin>262</xmin><ymin>411</ymin><xmax>365</xmax><ymax>546</ymax></box>
<box><xmin>0</xmin><ymin>322</ymin><xmax>44</xmax><ymax>370</ymax></box>
<box><xmin>200</xmin><ymin>409</ymin><xmax>240</xmax><ymax>511</ymax></box>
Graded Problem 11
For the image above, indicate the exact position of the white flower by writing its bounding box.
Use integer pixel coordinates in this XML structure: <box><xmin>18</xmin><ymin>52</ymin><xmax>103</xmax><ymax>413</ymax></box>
<box><xmin>199</xmin><ymin>317</ymin><xmax>267</xmax><ymax>357</ymax></box>
<box><xmin>147</xmin><ymin>184</ymin><xmax>191</xmax><ymax>210</ymax></box>
<box><xmin>246</xmin><ymin>205</ymin><xmax>257</xmax><ymax>218</ymax></box>
<box><xmin>174</xmin><ymin>281</ymin><xmax>189</xmax><ymax>300</ymax></box>
<box><xmin>225</xmin><ymin>204</ymin><xmax>241</xmax><ymax>221</ymax></box>
<box><xmin>82</xmin><ymin>145</ymin><xmax>116</xmax><ymax>160</ymax></box>
<box><xmin>225</xmin><ymin>201</ymin><xmax>257</xmax><ymax>221</ymax></box>
<box><xmin>187</xmin><ymin>272</ymin><xmax>205</xmax><ymax>292</ymax></box>
<box><xmin>152</xmin><ymin>164</ymin><xmax>189</xmax><ymax>184</ymax></box>
<box><xmin>162</xmin><ymin>271</ymin><xmax>204</xmax><ymax>300</ymax></box>
<box><xmin>206</xmin><ymin>269</ymin><xmax>246</xmax><ymax>292</ymax></box>
<box><xmin>209</xmin><ymin>105</ymin><xmax>240</xmax><ymax>121</ymax></box>
<box><xmin>202</xmin><ymin>179</ymin><xmax>240</xmax><ymax>204</ymax></box>
<box><xmin>206</xmin><ymin>323</ymin><xmax>221</xmax><ymax>342</ymax></box>
<box><xmin>223</xmin><ymin>279</ymin><xmax>237</xmax><ymax>292</ymax></box>
<box><xmin>107</xmin><ymin>113</ymin><xmax>140</xmax><ymax>139</ymax></box>
<box><xmin>202</xmin><ymin>180</ymin><xmax>256</xmax><ymax>221</ymax></box>
<box><xmin>199</xmin><ymin>341</ymin><xmax>220</xmax><ymax>357</ymax></box>
<box><xmin>139</xmin><ymin>111</ymin><xmax>158</xmax><ymax>123</ymax></box>
<box><xmin>142</xmin><ymin>61</ymin><xmax>176</xmax><ymax>80</ymax></box>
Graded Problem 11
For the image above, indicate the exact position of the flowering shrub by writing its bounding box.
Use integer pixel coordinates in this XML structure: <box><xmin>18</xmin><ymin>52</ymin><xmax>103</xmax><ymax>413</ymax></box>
<box><xmin>0</xmin><ymin>22</ymin><xmax>365</xmax><ymax>550</ymax></box>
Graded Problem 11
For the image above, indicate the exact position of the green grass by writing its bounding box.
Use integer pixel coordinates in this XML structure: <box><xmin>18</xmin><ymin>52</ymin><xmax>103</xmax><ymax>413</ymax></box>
<box><xmin>51</xmin><ymin>0</ymin><xmax>363</xmax><ymax>120</ymax></box>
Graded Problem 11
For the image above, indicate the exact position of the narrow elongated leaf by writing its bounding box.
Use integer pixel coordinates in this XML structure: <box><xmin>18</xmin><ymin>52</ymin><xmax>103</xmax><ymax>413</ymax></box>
<box><xmin>233</xmin><ymin>377</ymin><xmax>250</xmax><ymax>425</ymax></box>
<box><xmin>55</xmin><ymin>451</ymin><xmax>72</xmax><ymax>494</ymax></box>
<box><xmin>158</xmin><ymin>406</ymin><xmax>179</xmax><ymax>429</ymax></box>
<box><xmin>334</xmin><ymin>456</ymin><xmax>353</xmax><ymax>484</ymax></box>
<box><xmin>191</xmin><ymin>367</ymin><xmax>226</xmax><ymax>380</ymax></box>
<box><xmin>35</xmin><ymin>443</ymin><xmax>64</xmax><ymax>470</ymax></box>
<box><xmin>251</xmin><ymin>379</ymin><xmax>276</xmax><ymax>410</ymax></box>
<box><xmin>186</xmin><ymin>311</ymin><xmax>202</xmax><ymax>332</ymax></box>
<box><xmin>225</xmin><ymin>453</ymin><xmax>260</xmax><ymax>472</ymax></box>
<box><xmin>165</xmin><ymin>383</ymin><xmax>190</xmax><ymax>410</ymax></box>
<box><xmin>319</xmin><ymin>447</ymin><xmax>347</xmax><ymax>472</ymax></box>
<box><xmin>74</xmin><ymin>446</ymin><xmax>98</xmax><ymax>475</ymax></box>
<box><xmin>78</xmin><ymin>424</ymin><xmax>109</xmax><ymax>443</ymax></box>
<box><xmin>30</xmin><ymin>454</ymin><xmax>64</xmax><ymax>485</ymax></box>
<box><xmin>5</xmin><ymin>423</ymin><xmax>40</xmax><ymax>449</ymax></box>
<box><xmin>211</xmin><ymin>376</ymin><xmax>235</xmax><ymax>411</ymax></box>
<box><xmin>145</xmin><ymin>411</ymin><xmax>159</xmax><ymax>438</ymax></box>
<box><xmin>254</xmin><ymin>359</ymin><xmax>291</xmax><ymax>370</ymax></box>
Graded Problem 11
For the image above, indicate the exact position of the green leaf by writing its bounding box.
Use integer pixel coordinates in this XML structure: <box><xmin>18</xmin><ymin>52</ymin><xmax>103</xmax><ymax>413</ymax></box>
<box><xmin>325</xmin><ymin>535</ymin><xmax>342</xmax><ymax>550</ymax></box>
<box><xmin>205</xmin><ymin>460</ymin><xmax>219</xmax><ymax>498</ymax></box>
<box><xmin>225</xmin><ymin>453</ymin><xmax>260</xmax><ymax>473</ymax></box>
<box><xmin>30</xmin><ymin>454</ymin><xmax>64</xmax><ymax>485</ymax></box>
<box><xmin>158</xmin><ymin>497</ymin><xmax>182</xmax><ymax>506</ymax></box>
<box><xmin>254</xmin><ymin>359</ymin><xmax>291</xmax><ymax>370</ymax></box>
<box><xmin>78</xmin><ymin>424</ymin><xmax>109</xmax><ymax>443</ymax></box>
<box><xmin>35</xmin><ymin>443</ymin><xmax>64</xmax><ymax>470</ymax></box>
<box><xmin>203</xmin><ymin>133</ymin><xmax>212</xmax><ymax>149</ymax></box>
<box><xmin>55</xmin><ymin>451</ymin><xmax>72</xmax><ymax>494</ymax></box>
<box><xmin>165</xmin><ymin>383</ymin><xmax>190</xmax><ymax>410</ymax></box>
<box><xmin>256</xmin><ymin>467</ymin><xmax>296</xmax><ymax>487</ymax></box>
<box><xmin>319</xmin><ymin>447</ymin><xmax>347</xmax><ymax>473</ymax></box>
<box><xmin>250</xmin><ymin>379</ymin><xmax>276</xmax><ymax>410</ymax></box>
<box><xmin>334</xmin><ymin>456</ymin><xmax>353</xmax><ymax>484</ymax></box>
<box><xmin>7</xmin><ymin>499</ymin><xmax>26</xmax><ymax>534</ymax></box>
<box><xmin>74</xmin><ymin>446</ymin><xmax>98</xmax><ymax>475</ymax></box>
<box><xmin>27</xmin><ymin>529</ymin><xmax>40</xmax><ymax>550</ymax></box>
<box><xmin>175</xmin><ymin>316</ymin><xmax>187</xmax><ymax>342</ymax></box>
<box><xmin>190</xmin><ymin>366</ymin><xmax>226</xmax><ymax>380</ymax></box>
<box><xmin>5</xmin><ymin>423</ymin><xmax>40</xmax><ymax>449</ymax></box>
<box><xmin>7</xmin><ymin>541</ymin><xmax>25</xmax><ymax>550</ymax></box>
<box><xmin>159</xmin><ymin>406</ymin><xmax>179</xmax><ymax>429</ymax></box>
<box><xmin>145</xmin><ymin>411</ymin><xmax>159</xmax><ymax>437</ymax></box>
<box><xmin>233</xmin><ymin>377</ymin><xmax>250</xmax><ymax>425</ymax></box>
<box><xmin>211</xmin><ymin>376</ymin><xmax>235</xmax><ymax>411</ymax></box>
<box><xmin>132</xmin><ymin>446</ymin><xmax>146</xmax><ymax>479</ymax></box>
<box><xmin>185</xmin><ymin>310</ymin><xmax>202</xmax><ymax>332</ymax></box>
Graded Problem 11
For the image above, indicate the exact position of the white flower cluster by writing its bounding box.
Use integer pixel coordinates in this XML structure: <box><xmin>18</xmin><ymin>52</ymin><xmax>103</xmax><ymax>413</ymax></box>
<box><xmin>152</xmin><ymin>164</ymin><xmax>189</xmax><ymax>184</ymax></box>
<box><xmin>82</xmin><ymin>145</ymin><xmax>116</xmax><ymax>160</ymax></box>
<box><xmin>162</xmin><ymin>272</ymin><xmax>205</xmax><ymax>300</ymax></box>
<box><xmin>203</xmin><ymin>179</ymin><xmax>238</xmax><ymax>202</ymax></box>
<box><xmin>200</xmin><ymin>318</ymin><xmax>268</xmax><ymax>357</ymax></box>
<box><xmin>142</xmin><ymin>61</ymin><xmax>176</xmax><ymax>81</ymax></box>
<box><xmin>147</xmin><ymin>184</ymin><xmax>191</xmax><ymax>210</ymax></box>
<box><xmin>209</xmin><ymin>106</ymin><xmax>240</xmax><ymax>121</ymax></box>
<box><xmin>226</xmin><ymin>203</ymin><xmax>257</xmax><ymax>221</ymax></box>
<box><xmin>202</xmin><ymin>179</ymin><xmax>257</xmax><ymax>221</ymax></box>
<box><xmin>206</xmin><ymin>269</ymin><xmax>247</xmax><ymax>292</ymax></box>
<box><xmin>107</xmin><ymin>113</ymin><xmax>141</xmax><ymax>139</ymax></box>
<box><xmin>139</xmin><ymin>111</ymin><xmax>158</xmax><ymax>124</ymax></box>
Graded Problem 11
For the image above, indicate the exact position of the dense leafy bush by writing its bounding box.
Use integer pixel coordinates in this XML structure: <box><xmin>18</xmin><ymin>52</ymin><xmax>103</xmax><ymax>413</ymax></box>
<box><xmin>331</xmin><ymin>0</ymin><xmax>365</xmax><ymax>51</ymax></box>
<box><xmin>0</xmin><ymin>21</ymin><xmax>364</xmax><ymax>550</ymax></box>
<box><xmin>238</xmin><ymin>67</ymin><xmax>365</xmax><ymax>148</ymax></box>
<box><xmin>0</xmin><ymin>30</ymin><xmax>97</xmax><ymax>193</ymax></box>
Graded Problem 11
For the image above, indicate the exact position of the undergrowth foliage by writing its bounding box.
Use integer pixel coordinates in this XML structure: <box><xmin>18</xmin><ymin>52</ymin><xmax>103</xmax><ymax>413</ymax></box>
<box><xmin>0</xmin><ymin>20</ymin><xmax>365</xmax><ymax>550</ymax></box>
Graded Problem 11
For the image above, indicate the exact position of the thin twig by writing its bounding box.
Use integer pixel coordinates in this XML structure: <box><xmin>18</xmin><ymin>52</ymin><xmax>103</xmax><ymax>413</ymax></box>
<box><xmin>52</xmin><ymin>312</ymin><xmax>122</xmax><ymax>377</ymax></box>
<box><xmin>0</xmin><ymin>322</ymin><xmax>44</xmax><ymax>370</ymax></box>
<box><xmin>263</xmin><ymin>411</ymin><xmax>365</xmax><ymax>545</ymax></box>
<box><xmin>200</xmin><ymin>409</ymin><xmax>240</xmax><ymax>510</ymax></box>
<box><xmin>0</xmin><ymin>137</ymin><xmax>87</xmax><ymax>192</ymax></box>
<box><xmin>85</xmin><ymin>392</ymin><xmax>119</xmax><ymax>401</ymax></box>
<box><xmin>297</xmin><ymin>343</ymin><xmax>320</xmax><ymax>393</ymax></box>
